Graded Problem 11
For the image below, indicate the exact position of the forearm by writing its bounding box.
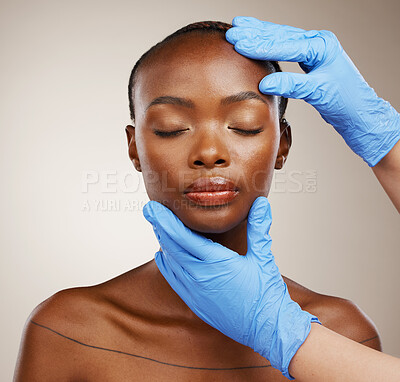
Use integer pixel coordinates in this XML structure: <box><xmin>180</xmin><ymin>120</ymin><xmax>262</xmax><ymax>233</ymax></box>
<box><xmin>289</xmin><ymin>323</ymin><xmax>400</xmax><ymax>382</ymax></box>
<box><xmin>371</xmin><ymin>138</ymin><xmax>400</xmax><ymax>213</ymax></box>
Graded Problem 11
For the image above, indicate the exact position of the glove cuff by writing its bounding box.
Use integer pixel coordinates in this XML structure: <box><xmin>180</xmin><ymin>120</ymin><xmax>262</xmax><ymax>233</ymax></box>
<box><xmin>347</xmin><ymin>99</ymin><xmax>400</xmax><ymax>167</ymax></box>
<box><xmin>258</xmin><ymin>287</ymin><xmax>322</xmax><ymax>380</ymax></box>
<box><xmin>280</xmin><ymin>314</ymin><xmax>322</xmax><ymax>380</ymax></box>
<box><xmin>365</xmin><ymin>108</ymin><xmax>400</xmax><ymax>167</ymax></box>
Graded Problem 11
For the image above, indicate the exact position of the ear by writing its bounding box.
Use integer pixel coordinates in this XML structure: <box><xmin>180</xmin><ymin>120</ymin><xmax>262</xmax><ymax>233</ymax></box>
<box><xmin>125</xmin><ymin>124</ymin><xmax>142</xmax><ymax>172</ymax></box>
<box><xmin>275</xmin><ymin>118</ymin><xmax>292</xmax><ymax>170</ymax></box>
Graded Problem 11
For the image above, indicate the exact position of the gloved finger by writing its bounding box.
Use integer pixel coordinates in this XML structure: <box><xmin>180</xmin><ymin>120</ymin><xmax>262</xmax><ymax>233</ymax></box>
<box><xmin>259</xmin><ymin>72</ymin><xmax>316</xmax><ymax>101</ymax></box>
<box><xmin>234</xmin><ymin>34</ymin><xmax>324</xmax><ymax>64</ymax></box>
<box><xmin>143</xmin><ymin>200</ymin><xmax>238</xmax><ymax>262</ymax></box>
<box><xmin>231</xmin><ymin>16</ymin><xmax>306</xmax><ymax>34</ymax></box>
<box><xmin>151</xmin><ymin>225</ymin><xmax>193</xmax><ymax>269</ymax></box>
<box><xmin>149</xmin><ymin>209</ymin><xmax>235</xmax><ymax>278</ymax></box>
<box><xmin>143</xmin><ymin>200</ymin><xmax>210</xmax><ymax>262</ymax></box>
<box><xmin>156</xmin><ymin>249</ymin><xmax>198</xmax><ymax>290</ymax></box>
<box><xmin>226</xmin><ymin>27</ymin><xmax>266</xmax><ymax>45</ymax></box>
<box><xmin>157</xmin><ymin>251</ymin><xmax>229</xmax><ymax>331</ymax></box>
<box><xmin>145</xmin><ymin>202</ymin><xmax>243</xmax><ymax>277</ymax></box>
<box><xmin>155</xmin><ymin>249</ymin><xmax>217</xmax><ymax>327</ymax></box>
<box><xmin>154</xmin><ymin>250</ymin><xmax>193</xmax><ymax>299</ymax></box>
<box><xmin>226</xmin><ymin>25</ymin><xmax>306</xmax><ymax>46</ymax></box>
<box><xmin>152</xmin><ymin>220</ymin><xmax>205</xmax><ymax>274</ymax></box>
<box><xmin>246</xmin><ymin>196</ymin><xmax>273</xmax><ymax>264</ymax></box>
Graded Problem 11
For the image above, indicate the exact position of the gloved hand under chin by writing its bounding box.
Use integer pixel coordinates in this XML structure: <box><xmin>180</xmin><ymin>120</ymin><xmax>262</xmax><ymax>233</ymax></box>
<box><xmin>143</xmin><ymin>196</ymin><xmax>321</xmax><ymax>380</ymax></box>
<box><xmin>225</xmin><ymin>16</ymin><xmax>400</xmax><ymax>167</ymax></box>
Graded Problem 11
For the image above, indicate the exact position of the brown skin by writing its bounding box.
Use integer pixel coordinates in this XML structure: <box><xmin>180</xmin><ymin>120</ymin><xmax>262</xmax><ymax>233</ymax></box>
<box><xmin>128</xmin><ymin>32</ymin><xmax>287</xmax><ymax>249</ymax></box>
<box><xmin>14</xmin><ymin>33</ymin><xmax>381</xmax><ymax>381</ymax></box>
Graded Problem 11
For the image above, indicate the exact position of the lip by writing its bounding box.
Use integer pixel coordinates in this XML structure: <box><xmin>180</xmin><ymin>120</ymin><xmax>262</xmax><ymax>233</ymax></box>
<box><xmin>184</xmin><ymin>176</ymin><xmax>239</xmax><ymax>193</ymax></box>
<box><xmin>183</xmin><ymin>176</ymin><xmax>239</xmax><ymax>206</ymax></box>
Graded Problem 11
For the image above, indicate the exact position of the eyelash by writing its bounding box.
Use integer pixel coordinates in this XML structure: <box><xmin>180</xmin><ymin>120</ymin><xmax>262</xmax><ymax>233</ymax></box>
<box><xmin>230</xmin><ymin>127</ymin><xmax>263</xmax><ymax>136</ymax></box>
<box><xmin>154</xmin><ymin>129</ymin><xmax>188</xmax><ymax>137</ymax></box>
<box><xmin>153</xmin><ymin>127</ymin><xmax>263</xmax><ymax>137</ymax></box>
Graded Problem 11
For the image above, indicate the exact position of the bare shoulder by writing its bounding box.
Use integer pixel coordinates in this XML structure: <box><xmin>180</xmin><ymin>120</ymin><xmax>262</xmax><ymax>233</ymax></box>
<box><xmin>29</xmin><ymin>286</ymin><xmax>106</xmax><ymax>330</ymax></box>
<box><xmin>24</xmin><ymin>259</ymin><xmax>152</xmax><ymax>334</ymax></box>
<box><xmin>14</xmin><ymin>286</ymin><xmax>106</xmax><ymax>381</ymax></box>
<box><xmin>14</xmin><ymin>261</ymin><xmax>153</xmax><ymax>381</ymax></box>
<box><xmin>284</xmin><ymin>275</ymin><xmax>382</xmax><ymax>351</ymax></box>
<box><xmin>304</xmin><ymin>291</ymin><xmax>382</xmax><ymax>351</ymax></box>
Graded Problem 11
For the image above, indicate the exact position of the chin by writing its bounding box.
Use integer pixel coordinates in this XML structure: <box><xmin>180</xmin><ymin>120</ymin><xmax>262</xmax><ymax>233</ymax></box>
<box><xmin>175</xmin><ymin>204</ymin><xmax>246</xmax><ymax>234</ymax></box>
<box><xmin>191</xmin><ymin>224</ymin><xmax>236</xmax><ymax>235</ymax></box>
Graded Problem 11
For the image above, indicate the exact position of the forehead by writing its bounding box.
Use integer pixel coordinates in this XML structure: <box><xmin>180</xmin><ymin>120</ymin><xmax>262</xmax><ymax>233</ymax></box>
<box><xmin>133</xmin><ymin>32</ymin><xmax>274</xmax><ymax>120</ymax></box>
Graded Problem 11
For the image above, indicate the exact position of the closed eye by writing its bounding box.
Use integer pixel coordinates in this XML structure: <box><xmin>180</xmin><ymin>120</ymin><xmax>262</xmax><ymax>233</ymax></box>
<box><xmin>228</xmin><ymin>127</ymin><xmax>264</xmax><ymax>135</ymax></box>
<box><xmin>153</xmin><ymin>129</ymin><xmax>189</xmax><ymax>137</ymax></box>
<box><xmin>153</xmin><ymin>127</ymin><xmax>264</xmax><ymax>137</ymax></box>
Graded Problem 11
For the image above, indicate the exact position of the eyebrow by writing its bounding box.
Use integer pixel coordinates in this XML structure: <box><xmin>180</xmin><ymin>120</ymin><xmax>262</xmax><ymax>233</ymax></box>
<box><xmin>145</xmin><ymin>91</ymin><xmax>269</xmax><ymax>112</ymax></box>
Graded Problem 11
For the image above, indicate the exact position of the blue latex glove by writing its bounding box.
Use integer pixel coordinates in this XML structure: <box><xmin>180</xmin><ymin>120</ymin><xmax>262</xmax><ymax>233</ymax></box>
<box><xmin>143</xmin><ymin>196</ymin><xmax>321</xmax><ymax>380</ymax></box>
<box><xmin>225</xmin><ymin>16</ymin><xmax>400</xmax><ymax>167</ymax></box>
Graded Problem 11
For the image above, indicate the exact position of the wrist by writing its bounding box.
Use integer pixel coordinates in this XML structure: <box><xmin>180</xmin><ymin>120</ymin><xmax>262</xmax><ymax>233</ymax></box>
<box><xmin>346</xmin><ymin>97</ymin><xmax>400</xmax><ymax>167</ymax></box>
<box><xmin>288</xmin><ymin>321</ymin><xmax>324</xmax><ymax>379</ymax></box>
<box><xmin>364</xmin><ymin>104</ymin><xmax>400</xmax><ymax>167</ymax></box>
<box><xmin>279</xmin><ymin>312</ymin><xmax>321</xmax><ymax>380</ymax></box>
<box><xmin>255</xmin><ymin>286</ymin><xmax>321</xmax><ymax>380</ymax></box>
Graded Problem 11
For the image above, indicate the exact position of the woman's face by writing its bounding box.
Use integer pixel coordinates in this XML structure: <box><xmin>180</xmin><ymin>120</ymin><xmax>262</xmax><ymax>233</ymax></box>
<box><xmin>127</xmin><ymin>33</ymin><xmax>288</xmax><ymax>234</ymax></box>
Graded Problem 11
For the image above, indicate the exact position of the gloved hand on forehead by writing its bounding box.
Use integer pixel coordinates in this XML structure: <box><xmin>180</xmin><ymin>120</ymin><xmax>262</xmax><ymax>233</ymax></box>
<box><xmin>143</xmin><ymin>196</ymin><xmax>321</xmax><ymax>380</ymax></box>
<box><xmin>225</xmin><ymin>16</ymin><xmax>400</xmax><ymax>167</ymax></box>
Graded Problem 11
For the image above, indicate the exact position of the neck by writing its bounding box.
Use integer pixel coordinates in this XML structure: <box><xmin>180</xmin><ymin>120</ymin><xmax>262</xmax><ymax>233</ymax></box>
<box><xmin>153</xmin><ymin>217</ymin><xmax>249</xmax><ymax>320</ymax></box>
<box><xmin>200</xmin><ymin>217</ymin><xmax>248</xmax><ymax>256</ymax></box>
<box><xmin>157</xmin><ymin>217</ymin><xmax>249</xmax><ymax>256</ymax></box>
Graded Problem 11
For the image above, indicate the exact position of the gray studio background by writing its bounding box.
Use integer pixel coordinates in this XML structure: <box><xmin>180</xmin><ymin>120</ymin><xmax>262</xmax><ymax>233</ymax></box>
<box><xmin>1</xmin><ymin>0</ymin><xmax>399</xmax><ymax>379</ymax></box>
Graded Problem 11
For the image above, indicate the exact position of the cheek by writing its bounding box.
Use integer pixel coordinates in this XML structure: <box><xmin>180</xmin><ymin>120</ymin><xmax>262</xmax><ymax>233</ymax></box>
<box><xmin>137</xmin><ymin>127</ymin><xmax>279</xmax><ymax>201</ymax></box>
<box><xmin>232</xmin><ymin>132</ymin><xmax>279</xmax><ymax>194</ymax></box>
<box><xmin>136</xmin><ymin>133</ymin><xmax>185</xmax><ymax>199</ymax></box>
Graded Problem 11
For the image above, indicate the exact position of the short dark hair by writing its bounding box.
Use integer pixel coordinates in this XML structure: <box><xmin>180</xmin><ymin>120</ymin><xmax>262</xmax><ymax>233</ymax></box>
<box><xmin>128</xmin><ymin>20</ymin><xmax>288</xmax><ymax>124</ymax></box>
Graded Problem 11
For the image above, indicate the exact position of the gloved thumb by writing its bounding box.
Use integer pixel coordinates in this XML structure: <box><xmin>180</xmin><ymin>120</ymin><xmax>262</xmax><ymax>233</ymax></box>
<box><xmin>259</xmin><ymin>72</ymin><xmax>314</xmax><ymax>101</ymax></box>
<box><xmin>246</xmin><ymin>196</ymin><xmax>273</xmax><ymax>264</ymax></box>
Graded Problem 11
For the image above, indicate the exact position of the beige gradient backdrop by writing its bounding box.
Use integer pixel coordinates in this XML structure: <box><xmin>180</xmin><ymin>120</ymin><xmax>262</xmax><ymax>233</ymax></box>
<box><xmin>1</xmin><ymin>0</ymin><xmax>399</xmax><ymax>379</ymax></box>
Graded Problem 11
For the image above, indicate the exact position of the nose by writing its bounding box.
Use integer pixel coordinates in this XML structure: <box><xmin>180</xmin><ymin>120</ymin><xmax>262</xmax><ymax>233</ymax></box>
<box><xmin>187</xmin><ymin>125</ymin><xmax>231</xmax><ymax>169</ymax></box>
